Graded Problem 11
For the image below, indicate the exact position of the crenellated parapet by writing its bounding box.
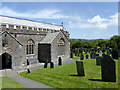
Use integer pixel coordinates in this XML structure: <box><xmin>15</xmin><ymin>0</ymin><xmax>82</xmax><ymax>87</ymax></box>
<box><xmin>0</xmin><ymin>16</ymin><xmax>70</xmax><ymax>37</ymax></box>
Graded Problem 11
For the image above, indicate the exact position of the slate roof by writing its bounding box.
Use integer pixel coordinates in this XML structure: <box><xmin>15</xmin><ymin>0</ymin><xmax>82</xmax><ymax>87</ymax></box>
<box><xmin>39</xmin><ymin>32</ymin><xmax>60</xmax><ymax>44</ymax></box>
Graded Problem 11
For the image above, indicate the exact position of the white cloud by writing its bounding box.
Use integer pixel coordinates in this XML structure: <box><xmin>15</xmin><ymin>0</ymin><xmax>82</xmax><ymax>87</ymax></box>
<box><xmin>0</xmin><ymin>7</ymin><xmax>69</xmax><ymax>19</ymax></box>
<box><xmin>67</xmin><ymin>13</ymin><xmax>118</xmax><ymax>29</ymax></box>
<box><xmin>88</xmin><ymin>15</ymin><xmax>107</xmax><ymax>24</ymax></box>
<box><xmin>0</xmin><ymin>6</ymin><xmax>118</xmax><ymax>30</ymax></box>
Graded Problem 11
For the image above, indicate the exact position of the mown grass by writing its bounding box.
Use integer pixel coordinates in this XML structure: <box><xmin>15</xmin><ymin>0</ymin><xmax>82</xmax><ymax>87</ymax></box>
<box><xmin>20</xmin><ymin>58</ymin><xmax>119</xmax><ymax>88</ymax></box>
<box><xmin>1</xmin><ymin>77</ymin><xmax>26</xmax><ymax>88</ymax></box>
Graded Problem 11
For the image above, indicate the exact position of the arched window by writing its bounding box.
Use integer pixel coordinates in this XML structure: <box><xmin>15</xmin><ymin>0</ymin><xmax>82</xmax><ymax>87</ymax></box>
<box><xmin>26</xmin><ymin>39</ymin><xmax>34</xmax><ymax>55</ymax></box>
<box><xmin>57</xmin><ymin>38</ymin><xmax>65</xmax><ymax>56</ymax></box>
<box><xmin>2</xmin><ymin>34</ymin><xmax>8</xmax><ymax>47</ymax></box>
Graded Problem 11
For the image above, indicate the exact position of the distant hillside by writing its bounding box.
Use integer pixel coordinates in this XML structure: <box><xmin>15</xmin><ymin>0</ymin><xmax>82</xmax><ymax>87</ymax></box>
<box><xmin>70</xmin><ymin>39</ymin><xmax>104</xmax><ymax>44</ymax></box>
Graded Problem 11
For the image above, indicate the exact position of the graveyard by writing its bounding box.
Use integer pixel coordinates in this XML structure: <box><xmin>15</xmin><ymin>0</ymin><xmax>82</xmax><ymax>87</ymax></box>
<box><xmin>20</xmin><ymin>57</ymin><xmax>119</xmax><ymax>88</ymax></box>
<box><xmin>18</xmin><ymin>35</ymin><xmax>120</xmax><ymax>88</ymax></box>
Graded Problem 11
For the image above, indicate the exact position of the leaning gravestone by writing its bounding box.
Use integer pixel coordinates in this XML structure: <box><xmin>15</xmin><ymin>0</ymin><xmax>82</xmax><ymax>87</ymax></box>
<box><xmin>80</xmin><ymin>54</ymin><xmax>84</xmax><ymax>60</ymax></box>
<box><xmin>96</xmin><ymin>57</ymin><xmax>102</xmax><ymax>66</ymax></box>
<box><xmin>50</xmin><ymin>62</ymin><xmax>54</xmax><ymax>68</ymax></box>
<box><xmin>86</xmin><ymin>55</ymin><xmax>88</xmax><ymax>59</ymax></box>
<box><xmin>76</xmin><ymin>61</ymin><xmax>85</xmax><ymax>76</ymax></box>
<box><xmin>111</xmin><ymin>49</ymin><xmax>119</xmax><ymax>59</ymax></box>
<box><xmin>58</xmin><ymin>57</ymin><xmax>62</xmax><ymax>65</ymax></box>
<box><xmin>101</xmin><ymin>55</ymin><xmax>116</xmax><ymax>82</ymax></box>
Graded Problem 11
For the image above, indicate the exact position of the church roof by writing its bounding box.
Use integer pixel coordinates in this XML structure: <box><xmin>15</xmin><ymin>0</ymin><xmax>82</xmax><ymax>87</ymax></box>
<box><xmin>0</xmin><ymin>15</ymin><xmax>67</xmax><ymax>31</ymax></box>
<box><xmin>39</xmin><ymin>32</ymin><xmax>60</xmax><ymax>44</ymax></box>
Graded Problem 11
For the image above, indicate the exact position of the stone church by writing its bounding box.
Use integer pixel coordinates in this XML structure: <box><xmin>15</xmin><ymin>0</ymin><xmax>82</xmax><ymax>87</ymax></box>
<box><xmin>0</xmin><ymin>16</ymin><xmax>70</xmax><ymax>70</ymax></box>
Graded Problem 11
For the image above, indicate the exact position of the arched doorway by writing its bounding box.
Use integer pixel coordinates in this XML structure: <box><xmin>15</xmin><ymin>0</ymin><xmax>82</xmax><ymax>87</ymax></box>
<box><xmin>2</xmin><ymin>53</ymin><xmax>12</xmax><ymax>69</ymax></box>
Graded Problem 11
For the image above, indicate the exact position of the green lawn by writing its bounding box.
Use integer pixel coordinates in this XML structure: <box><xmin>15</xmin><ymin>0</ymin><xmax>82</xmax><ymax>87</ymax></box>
<box><xmin>20</xmin><ymin>58</ymin><xmax>119</xmax><ymax>88</ymax></box>
<box><xmin>1</xmin><ymin>77</ymin><xmax>26</xmax><ymax>88</ymax></box>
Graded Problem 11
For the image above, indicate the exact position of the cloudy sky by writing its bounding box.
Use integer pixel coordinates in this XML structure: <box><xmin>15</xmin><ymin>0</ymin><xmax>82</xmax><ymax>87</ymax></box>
<box><xmin>0</xmin><ymin>2</ymin><xmax>118</xmax><ymax>39</ymax></box>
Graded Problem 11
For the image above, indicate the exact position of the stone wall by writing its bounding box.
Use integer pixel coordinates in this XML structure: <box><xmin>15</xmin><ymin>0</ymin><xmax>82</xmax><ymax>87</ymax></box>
<box><xmin>51</xmin><ymin>32</ymin><xmax>70</xmax><ymax>64</ymax></box>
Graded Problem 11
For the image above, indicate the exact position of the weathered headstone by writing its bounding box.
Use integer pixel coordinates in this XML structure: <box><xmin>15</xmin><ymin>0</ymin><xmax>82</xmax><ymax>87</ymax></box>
<box><xmin>119</xmin><ymin>50</ymin><xmax>120</xmax><ymax>57</ymax></box>
<box><xmin>77</xmin><ymin>52</ymin><xmax>80</xmax><ymax>57</ymax></box>
<box><xmin>96</xmin><ymin>54</ymin><xmax>99</xmax><ymax>57</ymax></box>
<box><xmin>70</xmin><ymin>50</ymin><xmax>73</xmax><ymax>58</ymax></box>
<box><xmin>111</xmin><ymin>49</ymin><xmax>119</xmax><ymax>59</ymax></box>
<box><xmin>58</xmin><ymin>57</ymin><xmax>62</xmax><ymax>65</ymax></box>
<box><xmin>101</xmin><ymin>55</ymin><xmax>116</xmax><ymax>82</ymax></box>
<box><xmin>86</xmin><ymin>55</ymin><xmax>88</xmax><ymax>59</ymax></box>
<box><xmin>27</xmin><ymin>69</ymin><xmax>30</xmax><ymax>74</ymax></box>
<box><xmin>102</xmin><ymin>54</ymin><xmax>106</xmax><ymax>58</ymax></box>
<box><xmin>50</xmin><ymin>62</ymin><xmax>54</xmax><ymax>68</ymax></box>
<box><xmin>106</xmin><ymin>49</ymin><xmax>110</xmax><ymax>55</ymax></box>
<box><xmin>96</xmin><ymin>57</ymin><xmax>102</xmax><ymax>66</ymax></box>
<box><xmin>80</xmin><ymin>54</ymin><xmax>84</xmax><ymax>60</ymax></box>
<box><xmin>102</xmin><ymin>49</ymin><xmax>105</xmax><ymax>53</ymax></box>
<box><xmin>44</xmin><ymin>60</ymin><xmax>48</xmax><ymax>68</ymax></box>
<box><xmin>76</xmin><ymin>61</ymin><xmax>85</xmax><ymax>76</ymax></box>
<box><xmin>91</xmin><ymin>51</ymin><xmax>96</xmax><ymax>59</ymax></box>
<box><xmin>75</xmin><ymin>48</ymin><xmax>78</xmax><ymax>56</ymax></box>
<box><xmin>95</xmin><ymin>49</ymin><xmax>97</xmax><ymax>52</ymax></box>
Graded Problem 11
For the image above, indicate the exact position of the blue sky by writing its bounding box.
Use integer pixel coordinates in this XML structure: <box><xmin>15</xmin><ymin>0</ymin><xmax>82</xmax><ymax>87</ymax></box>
<box><xmin>1</xmin><ymin>2</ymin><xmax>118</xmax><ymax>39</ymax></box>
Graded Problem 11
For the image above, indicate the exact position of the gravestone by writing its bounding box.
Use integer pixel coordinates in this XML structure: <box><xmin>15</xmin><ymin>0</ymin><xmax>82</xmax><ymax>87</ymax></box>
<box><xmin>70</xmin><ymin>50</ymin><xmax>73</xmax><ymax>58</ymax></box>
<box><xmin>77</xmin><ymin>52</ymin><xmax>80</xmax><ymax>57</ymax></box>
<box><xmin>75</xmin><ymin>48</ymin><xmax>78</xmax><ymax>56</ymax></box>
<box><xmin>111</xmin><ymin>49</ymin><xmax>119</xmax><ymax>59</ymax></box>
<box><xmin>80</xmin><ymin>54</ymin><xmax>84</xmax><ymax>60</ymax></box>
<box><xmin>107</xmin><ymin>49</ymin><xmax>110</xmax><ymax>55</ymax></box>
<box><xmin>102</xmin><ymin>54</ymin><xmax>106</xmax><ymax>57</ymax></box>
<box><xmin>27</xmin><ymin>69</ymin><xmax>30</xmax><ymax>74</ymax></box>
<box><xmin>50</xmin><ymin>62</ymin><xmax>54</xmax><ymax>68</ymax></box>
<box><xmin>101</xmin><ymin>55</ymin><xmax>116</xmax><ymax>82</ymax></box>
<box><xmin>96</xmin><ymin>57</ymin><xmax>102</xmax><ymax>66</ymax></box>
<box><xmin>96</xmin><ymin>54</ymin><xmax>99</xmax><ymax>57</ymax></box>
<box><xmin>98</xmin><ymin>48</ymin><xmax>100</xmax><ymax>53</ymax></box>
<box><xmin>85</xmin><ymin>49</ymin><xmax>87</xmax><ymax>54</ymax></box>
<box><xmin>76</xmin><ymin>61</ymin><xmax>85</xmax><ymax>76</ymax></box>
<box><xmin>102</xmin><ymin>49</ymin><xmax>105</xmax><ymax>53</ymax></box>
<box><xmin>119</xmin><ymin>50</ymin><xmax>120</xmax><ymax>57</ymax></box>
<box><xmin>44</xmin><ymin>60</ymin><xmax>48</xmax><ymax>68</ymax></box>
<box><xmin>91</xmin><ymin>51</ymin><xmax>96</xmax><ymax>59</ymax></box>
<box><xmin>58</xmin><ymin>57</ymin><xmax>62</xmax><ymax>65</ymax></box>
<box><xmin>86</xmin><ymin>55</ymin><xmax>88</xmax><ymax>59</ymax></box>
<box><xmin>95</xmin><ymin>49</ymin><xmax>97</xmax><ymax>52</ymax></box>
